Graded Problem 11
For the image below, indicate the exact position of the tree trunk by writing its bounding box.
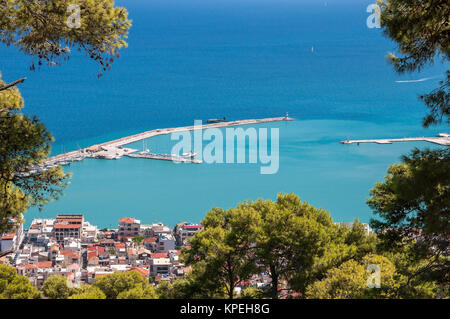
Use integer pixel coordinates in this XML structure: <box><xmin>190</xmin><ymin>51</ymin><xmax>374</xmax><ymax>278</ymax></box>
<box><xmin>270</xmin><ymin>264</ymin><xmax>278</xmax><ymax>299</ymax></box>
<box><xmin>226</xmin><ymin>258</ymin><xmax>234</xmax><ymax>299</ymax></box>
<box><xmin>228</xmin><ymin>282</ymin><xmax>234</xmax><ymax>299</ymax></box>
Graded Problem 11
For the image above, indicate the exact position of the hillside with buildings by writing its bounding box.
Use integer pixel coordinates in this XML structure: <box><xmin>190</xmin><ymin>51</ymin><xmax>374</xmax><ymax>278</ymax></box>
<box><xmin>0</xmin><ymin>214</ymin><xmax>206</xmax><ymax>289</ymax></box>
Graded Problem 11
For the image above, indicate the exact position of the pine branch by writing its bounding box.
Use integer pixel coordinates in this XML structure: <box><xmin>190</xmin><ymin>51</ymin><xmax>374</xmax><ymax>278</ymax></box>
<box><xmin>0</xmin><ymin>250</ymin><xmax>13</xmax><ymax>258</ymax></box>
<box><xmin>0</xmin><ymin>77</ymin><xmax>26</xmax><ymax>92</ymax></box>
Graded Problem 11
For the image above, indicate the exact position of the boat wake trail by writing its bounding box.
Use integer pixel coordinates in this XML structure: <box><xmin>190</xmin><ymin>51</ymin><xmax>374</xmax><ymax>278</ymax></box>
<box><xmin>395</xmin><ymin>75</ymin><xmax>441</xmax><ymax>83</ymax></box>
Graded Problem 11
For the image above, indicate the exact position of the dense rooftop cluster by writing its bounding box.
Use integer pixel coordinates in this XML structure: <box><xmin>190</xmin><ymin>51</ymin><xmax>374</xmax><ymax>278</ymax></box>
<box><xmin>0</xmin><ymin>215</ymin><xmax>204</xmax><ymax>290</ymax></box>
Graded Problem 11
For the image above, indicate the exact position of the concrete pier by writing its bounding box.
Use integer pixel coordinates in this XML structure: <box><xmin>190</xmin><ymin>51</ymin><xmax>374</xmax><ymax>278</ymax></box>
<box><xmin>97</xmin><ymin>116</ymin><xmax>293</xmax><ymax>149</ymax></box>
<box><xmin>44</xmin><ymin>116</ymin><xmax>293</xmax><ymax>166</ymax></box>
<box><xmin>340</xmin><ymin>133</ymin><xmax>450</xmax><ymax>146</ymax></box>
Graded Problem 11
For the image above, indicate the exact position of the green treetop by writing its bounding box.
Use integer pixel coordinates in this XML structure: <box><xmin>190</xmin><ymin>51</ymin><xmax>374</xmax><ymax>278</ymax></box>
<box><xmin>69</xmin><ymin>284</ymin><xmax>106</xmax><ymax>299</ymax></box>
<box><xmin>92</xmin><ymin>270</ymin><xmax>149</xmax><ymax>299</ymax></box>
<box><xmin>0</xmin><ymin>0</ymin><xmax>131</xmax><ymax>74</ymax></box>
<box><xmin>180</xmin><ymin>193</ymin><xmax>379</xmax><ymax>299</ymax></box>
<box><xmin>42</xmin><ymin>275</ymin><xmax>71</xmax><ymax>299</ymax></box>
<box><xmin>182</xmin><ymin>206</ymin><xmax>259</xmax><ymax>299</ymax></box>
<box><xmin>306</xmin><ymin>254</ymin><xmax>400</xmax><ymax>299</ymax></box>
<box><xmin>368</xmin><ymin>148</ymin><xmax>449</xmax><ymax>290</ymax></box>
<box><xmin>117</xmin><ymin>285</ymin><xmax>157</xmax><ymax>299</ymax></box>
<box><xmin>0</xmin><ymin>264</ymin><xmax>40</xmax><ymax>299</ymax></box>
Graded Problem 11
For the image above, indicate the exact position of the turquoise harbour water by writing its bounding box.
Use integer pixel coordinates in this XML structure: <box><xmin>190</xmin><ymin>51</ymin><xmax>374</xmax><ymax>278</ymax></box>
<box><xmin>24</xmin><ymin>120</ymin><xmax>445</xmax><ymax>228</ymax></box>
<box><xmin>0</xmin><ymin>0</ymin><xmax>447</xmax><ymax>227</ymax></box>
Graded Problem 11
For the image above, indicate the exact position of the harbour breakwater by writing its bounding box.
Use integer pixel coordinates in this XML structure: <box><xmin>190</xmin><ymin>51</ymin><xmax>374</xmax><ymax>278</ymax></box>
<box><xmin>340</xmin><ymin>133</ymin><xmax>450</xmax><ymax>146</ymax></box>
<box><xmin>42</xmin><ymin>116</ymin><xmax>294</xmax><ymax>168</ymax></box>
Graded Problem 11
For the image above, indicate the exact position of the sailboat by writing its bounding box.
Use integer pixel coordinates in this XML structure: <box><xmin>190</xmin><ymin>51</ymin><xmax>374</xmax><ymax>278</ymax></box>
<box><xmin>139</xmin><ymin>140</ymin><xmax>150</xmax><ymax>154</ymax></box>
<box><xmin>182</xmin><ymin>152</ymin><xmax>197</xmax><ymax>158</ymax></box>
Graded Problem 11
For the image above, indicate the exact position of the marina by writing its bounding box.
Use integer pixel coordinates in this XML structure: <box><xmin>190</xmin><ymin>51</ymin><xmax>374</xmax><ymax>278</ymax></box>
<box><xmin>340</xmin><ymin>133</ymin><xmax>450</xmax><ymax>146</ymax></box>
<box><xmin>40</xmin><ymin>115</ymin><xmax>293</xmax><ymax>169</ymax></box>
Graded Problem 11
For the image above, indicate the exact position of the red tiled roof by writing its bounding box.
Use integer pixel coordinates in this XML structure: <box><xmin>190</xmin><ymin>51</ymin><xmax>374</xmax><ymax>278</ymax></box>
<box><xmin>183</xmin><ymin>225</ymin><xmax>203</xmax><ymax>229</ymax></box>
<box><xmin>86</xmin><ymin>145</ymin><xmax>102</xmax><ymax>152</ymax></box>
<box><xmin>119</xmin><ymin>217</ymin><xmax>135</xmax><ymax>224</ymax></box>
<box><xmin>143</xmin><ymin>237</ymin><xmax>157</xmax><ymax>243</ymax></box>
<box><xmin>1</xmin><ymin>233</ymin><xmax>16</xmax><ymax>240</ymax></box>
<box><xmin>61</xmin><ymin>250</ymin><xmax>79</xmax><ymax>259</ymax></box>
<box><xmin>37</xmin><ymin>261</ymin><xmax>52</xmax><ymax>268</ymax></box>
<box><xmin>20</xmin><ymin>264</ymin><xmax>37</xmax><ymax>269</ymax></box>
<box><xmin>88</xmin><ymin>252</ymin><xmax>97</xmax><ymax>259</ymax></box>
<box><xmin>56</xmin><ymin>218</ymin><xmax>82</xmax><ymax>222</ymax></box>
<box><xmin>100</xmin><ymin>239</ymin><xmax>115</xmax><ymax>243</ymax></box>
<box><xmin>115</xmin><ymin>243</ymin><xmax>125</xmax><ymax>249</ymax></box>
<box><xmin>54</xmin><ymin>224</ymin><xmax>81</xmax><ymax>229</ymax></box>
<box><xmin>151</xmin><ymin>253</ymin><xmax>168</xmax><ymax>259</ymax></box>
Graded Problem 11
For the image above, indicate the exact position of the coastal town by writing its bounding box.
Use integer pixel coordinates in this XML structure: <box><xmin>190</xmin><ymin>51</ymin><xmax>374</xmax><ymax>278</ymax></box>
<box><xmin>0</xmin><ymin>214</ymin><xmax>371</xmax><ymax>296</ymax></box>
<box><xmin>0</xmin><ymin>214</ymin><xmax>204</xmax><ymax>289</ymax></box>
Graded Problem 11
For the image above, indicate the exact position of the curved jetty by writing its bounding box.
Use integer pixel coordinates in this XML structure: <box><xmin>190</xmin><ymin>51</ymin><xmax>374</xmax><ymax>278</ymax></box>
<box><xmin>44</xmin><ymin>116</ymin><xmax>293</xmax><ymax>166</ymax></box>
<box><xmin>340</xmin><ymin>133</ymin><xmax>450</xmax><ymax>146</ymax></box>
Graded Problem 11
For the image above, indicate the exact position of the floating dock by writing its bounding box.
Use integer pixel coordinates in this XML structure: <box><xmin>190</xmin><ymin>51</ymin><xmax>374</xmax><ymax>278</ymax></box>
<box><xmin>43</xmin><ymin>116</ymin><xmax>293</xmax><ymax>167</ymax></box>
<box><xmin>127</xmin><ymin>153</ymin><xmax>203</xmax><ymax>164</ymax></box>
<box><xmin>340</xmin><ymin>133</ymin><xmax>450</xmax><ymax>146</ymax></box>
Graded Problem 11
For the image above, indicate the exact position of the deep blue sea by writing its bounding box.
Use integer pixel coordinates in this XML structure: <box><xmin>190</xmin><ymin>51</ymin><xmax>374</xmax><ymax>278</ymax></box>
<box><xmin>0</xmin><ymin>0</ymin><xmax>447</xmax><ymax>228</ymax></box>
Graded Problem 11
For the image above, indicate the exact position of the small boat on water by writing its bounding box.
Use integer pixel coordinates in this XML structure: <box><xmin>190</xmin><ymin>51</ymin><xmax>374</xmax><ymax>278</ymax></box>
<box><xmin>206</xmin><ymin>117</ymin><xmax>229</xmax><ymax>124</ymax></box>
<box><xmin>182</xmin><ymin>152</ymin><xmax>197</xmax><ymax>158</ymax></box>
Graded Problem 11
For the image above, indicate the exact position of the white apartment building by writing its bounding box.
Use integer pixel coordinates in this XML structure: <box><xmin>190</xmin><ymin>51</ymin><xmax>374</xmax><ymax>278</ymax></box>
<box><xmin>82</xmin><ymin>221</ymin><xmax>98</xmax><ymax>243</ymax></box>
<box><xmin>150</xmin><ymin>257</ymin><xmax>171</xmax><ymax>275</ymax></box>
<box><xmin>176</xmin><ymin>223</ymin><xmax>203</xmax><ymax>245</ymax></box>
<box><xmin>157</xmin><ymin>234</ymin><xmax>176</xmax><ymax>253</ymax></box>
<box><xmin>151</xmin><ymin>223</ymin><xmax>172</xmax><ymax>238</ymax></box>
